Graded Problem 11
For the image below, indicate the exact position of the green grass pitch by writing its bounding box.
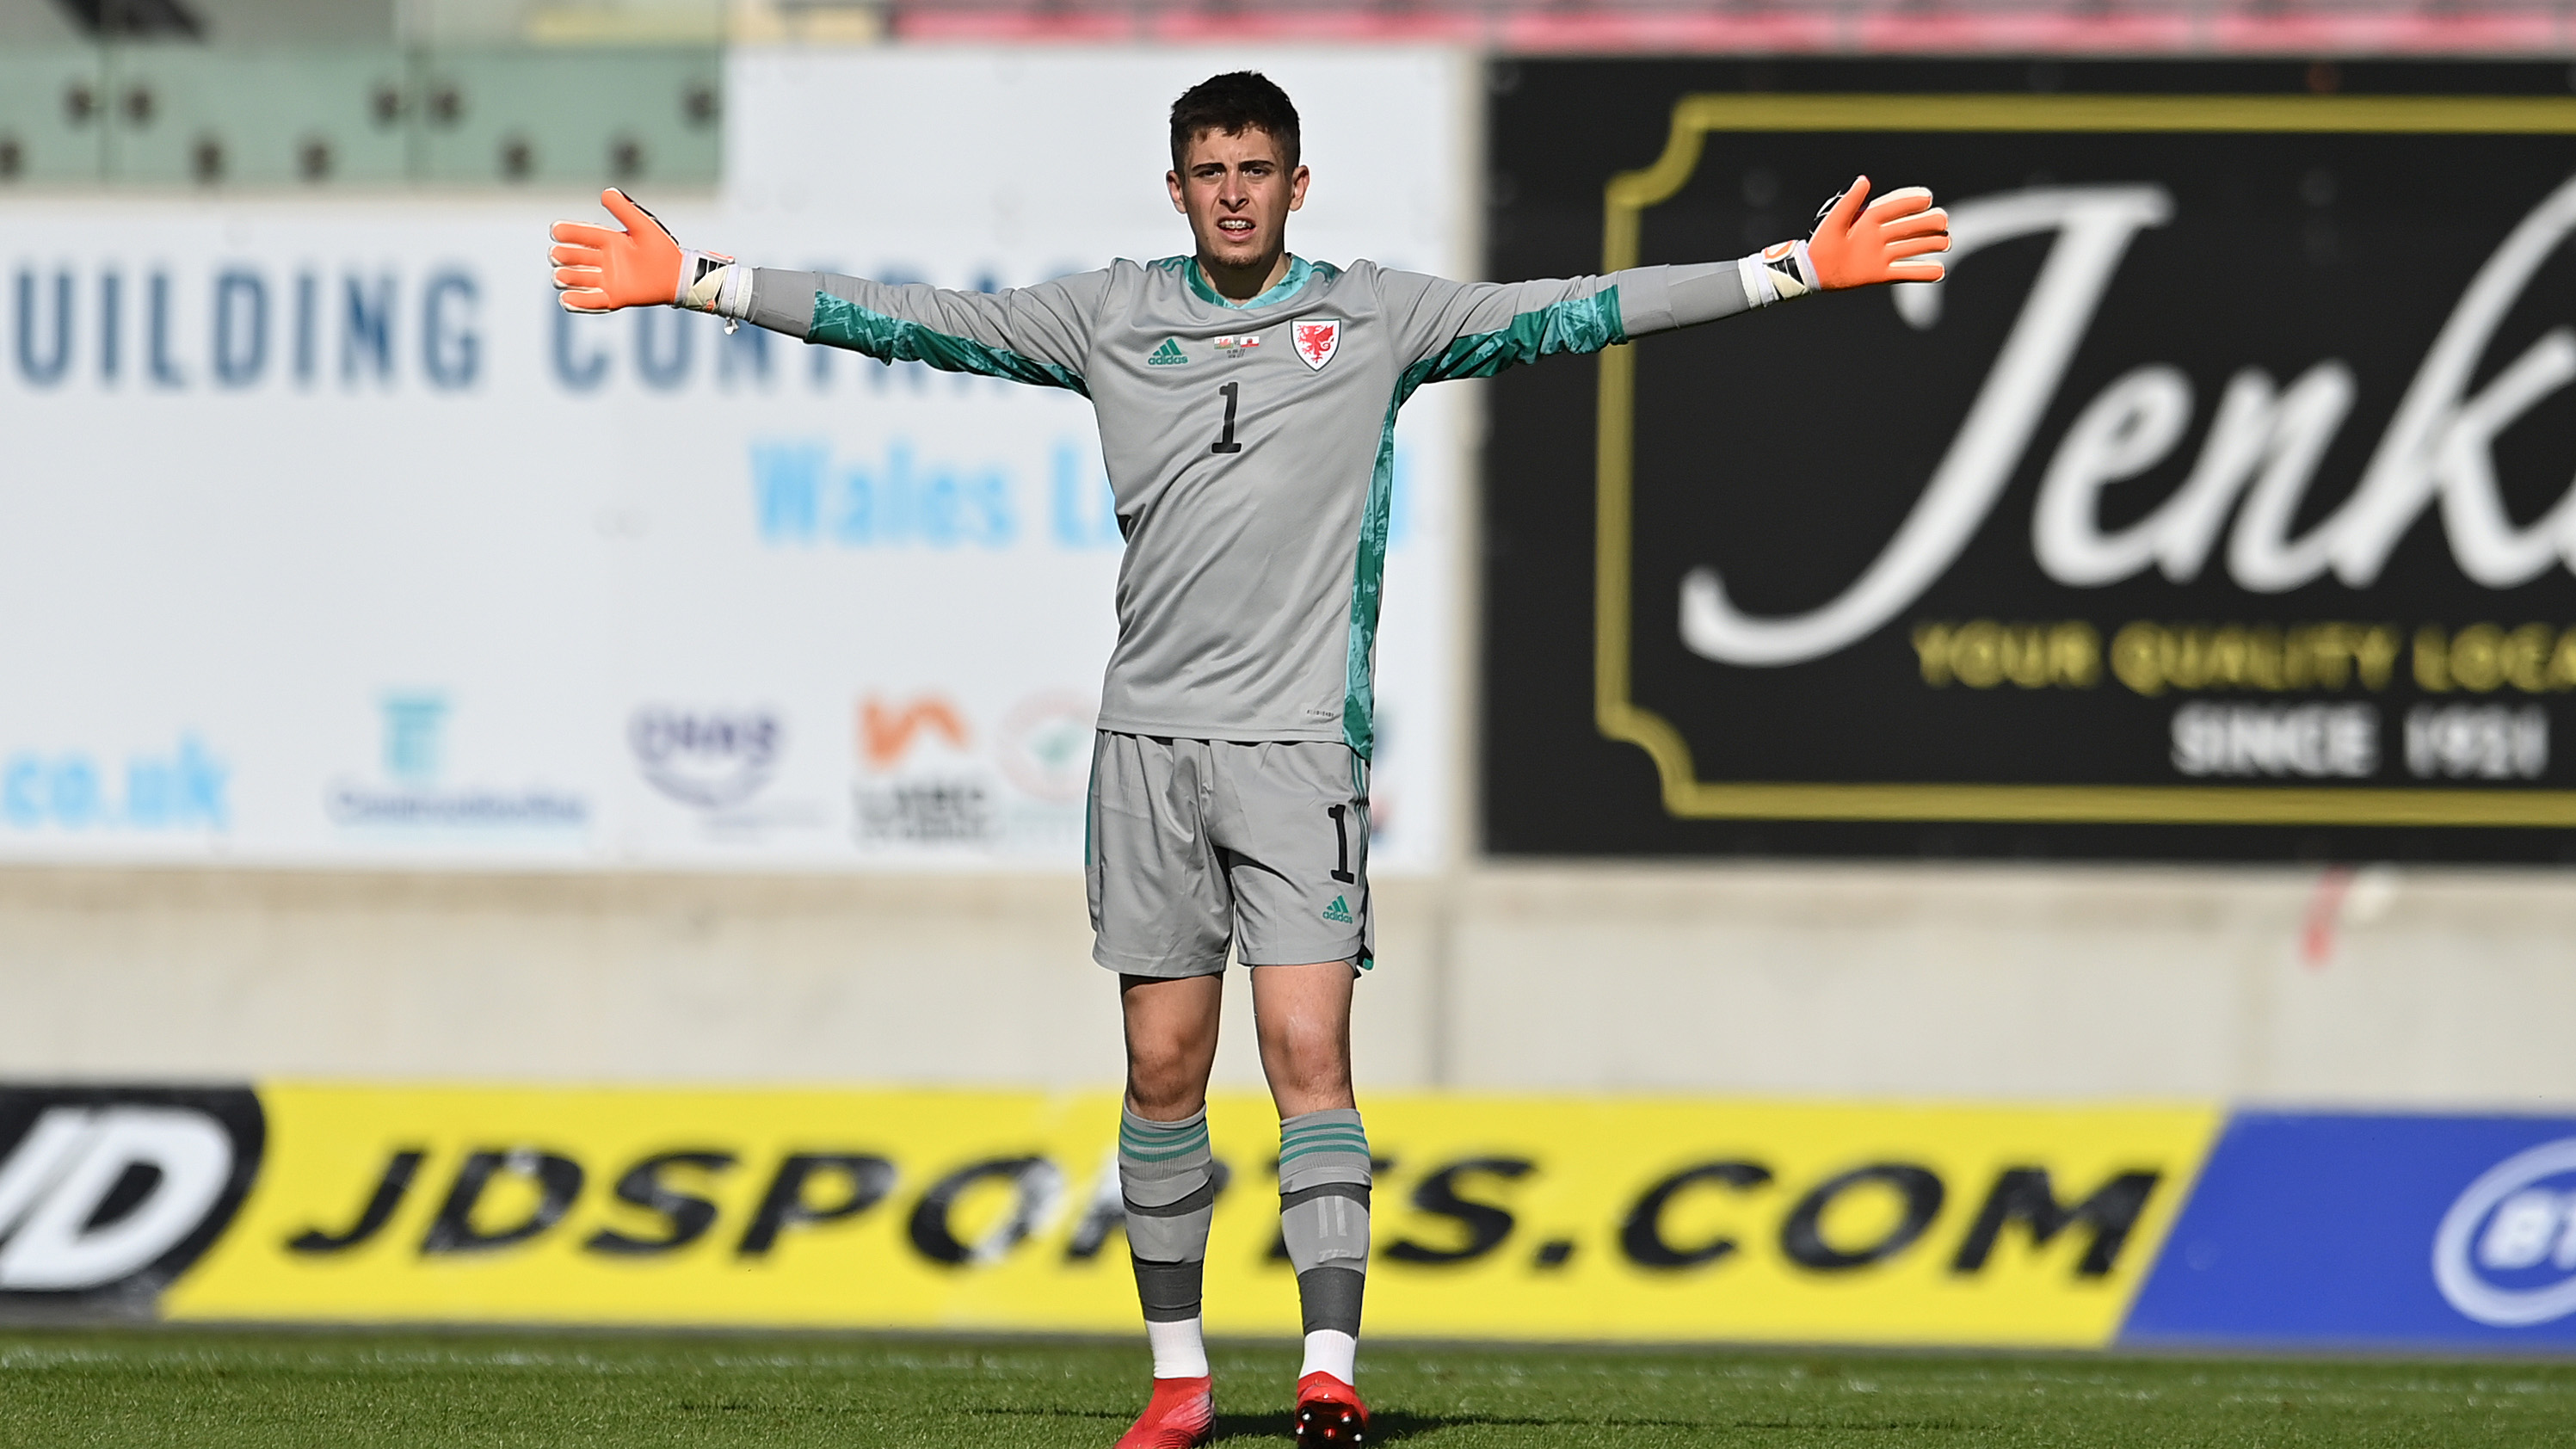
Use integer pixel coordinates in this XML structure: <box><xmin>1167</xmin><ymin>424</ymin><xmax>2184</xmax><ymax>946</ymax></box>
<box><xmin>6</xmin><ymin>1327</ymin><xmax>2576</xmax><ymax>1446</ymax></box>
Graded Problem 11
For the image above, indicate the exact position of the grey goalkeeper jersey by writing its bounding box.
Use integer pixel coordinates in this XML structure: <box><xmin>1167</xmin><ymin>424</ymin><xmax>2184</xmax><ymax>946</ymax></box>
<box><xmin>739</xmin><ymin>253</ymin><xmax>1766</xmax><ymax>755</ymax></box>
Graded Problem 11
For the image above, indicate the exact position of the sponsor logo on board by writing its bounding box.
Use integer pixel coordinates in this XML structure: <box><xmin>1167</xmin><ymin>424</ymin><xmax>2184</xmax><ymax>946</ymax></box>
<box><xmin>0</xmin><ymin>1088</ymin><xmax>263</xmax><ymax>1302</ymax></box>
<box><xmin>145</xmin><ymin>1086</ymin><xmax>2212</xmax><ymax>1344</ymax></box>
<box><xmin>629</xmin><ymin>706</ymin><xmax>783</xmax><ymax>811</ymax></box>
<box><xmin>327</xmin><ymin>694</ymin><xmax>587</xmax><ymax>831</ymax></box>
<box><xmin>2435</xmin><ymin>1138</ymin><xmax>2576</xmax><ymax>1327</ymax></box>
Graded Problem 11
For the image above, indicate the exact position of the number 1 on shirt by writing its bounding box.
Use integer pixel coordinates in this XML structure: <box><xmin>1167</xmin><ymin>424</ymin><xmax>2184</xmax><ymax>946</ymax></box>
<box><xmin>1211</xmin><ymin>382</ymin><xmax>1243</xmax><ymax>455</ymax></box>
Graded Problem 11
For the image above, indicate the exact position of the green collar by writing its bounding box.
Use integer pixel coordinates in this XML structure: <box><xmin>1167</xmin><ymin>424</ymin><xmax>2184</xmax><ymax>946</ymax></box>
<box><xmin>1186</xmin><ymin>254</ymin><xmax>1315</xmax><ymax>310</ymax></box>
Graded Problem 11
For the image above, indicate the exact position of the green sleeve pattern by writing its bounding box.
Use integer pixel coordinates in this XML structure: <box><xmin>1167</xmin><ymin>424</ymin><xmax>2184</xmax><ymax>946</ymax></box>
<box><xmin>1418</xmin><ymin>287</ymin><xmax>1625</xmax><ymax>384</ymax></box>
<box><xmin>805</xmin><ymin>292</ymin><xmax>1088</xmax><ymax>396</ymax></box>
<box><xmin>1339</xmin><ymin>287</ymin><xmax>1625</xmax><ymax>757</ymax></box>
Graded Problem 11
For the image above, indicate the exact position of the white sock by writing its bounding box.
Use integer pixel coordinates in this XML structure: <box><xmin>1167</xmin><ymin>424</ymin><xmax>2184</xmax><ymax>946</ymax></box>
<box><xmin>1299</xmin><ymin>1329</ymin><xmax>1357</xmax><ymax>1384</ymax></box>
<box><xmin>1147</xmin><ymin>1317</ymin><xmax>1209</xmax><ymax>1379</ymax></box>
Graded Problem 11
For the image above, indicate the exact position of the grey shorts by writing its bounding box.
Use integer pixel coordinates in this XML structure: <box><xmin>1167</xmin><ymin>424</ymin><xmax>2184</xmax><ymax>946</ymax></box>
<box><xmin>1086</xmin><ymin>731</ymin><xmax>1372</xmax><ymax>977</ymax></box>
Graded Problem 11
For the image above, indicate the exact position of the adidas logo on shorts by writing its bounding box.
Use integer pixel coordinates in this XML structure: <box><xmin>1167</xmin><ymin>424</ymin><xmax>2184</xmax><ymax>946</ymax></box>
<box><xmin>1321</xmin><ymin>896</ymin><xmax>1353</xmax><ymax>924</ymax></box>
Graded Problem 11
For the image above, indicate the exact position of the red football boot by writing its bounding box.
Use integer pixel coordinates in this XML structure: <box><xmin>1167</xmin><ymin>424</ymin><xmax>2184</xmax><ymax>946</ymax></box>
<box><xmin>1113</xmin><ymin>1374</ymin><xmax>1214</xmax><ymax>1449</ymax></box>
<box><xmin>1293</xmin><ymin>1371</ymin><xmax>1370</xmax><ymax>1446</ymax></box>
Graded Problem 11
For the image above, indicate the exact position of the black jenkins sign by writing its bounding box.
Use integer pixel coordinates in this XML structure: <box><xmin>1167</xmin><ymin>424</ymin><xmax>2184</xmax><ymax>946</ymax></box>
<box><xmin>1482</xmin><ymin>65</ymin><xmax>2576</xmax><ymax>860</ymax></box>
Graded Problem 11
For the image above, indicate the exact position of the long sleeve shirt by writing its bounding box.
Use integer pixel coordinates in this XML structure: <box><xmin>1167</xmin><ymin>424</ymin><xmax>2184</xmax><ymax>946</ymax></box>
<box><xmin>736</xmin><ymin>252</ymin><xmax>1773</xmax><ymax>756</ymax></box>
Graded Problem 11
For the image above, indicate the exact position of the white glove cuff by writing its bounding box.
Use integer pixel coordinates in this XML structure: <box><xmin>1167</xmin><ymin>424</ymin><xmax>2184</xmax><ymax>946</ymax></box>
<box><xmin>682</xmin><ymin>262</ymin><xmax>754</xmax><ymax>320</ymax></box>
<box><xmin>674</xmin><ymin>247</ymin><xmax>738</xmax><ymax>309</ymax></box>
<box><xmin>1738</xmin><ymin>240</ymin><xmax>1817</xmax><ymax>307</ymax></box>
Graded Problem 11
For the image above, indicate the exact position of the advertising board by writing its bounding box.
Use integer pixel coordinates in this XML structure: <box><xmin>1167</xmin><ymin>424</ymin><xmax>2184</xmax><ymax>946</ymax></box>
<box><xmin>2126</xmin><ymin>1110</ymin><xmax>2576</xmax><ymax>1349</ymax></box>
<box><xmin>4</xmin><ymin>1082</ymin><xmax>2213</xmax><ymax>1347</ymax></box>
<box><xmin>15</xmin><ymin>1081</ymin><xmax>2569</xmax><ymax>1351</ymax></box>
<box><xmin>0</xmin><ymin>47</ymin><xmax>1470</xmax><ymax>872</ymax></box>
<box><xmin>1482</xmin><ymin>61</ymin><xmax>2576</xmax><ymax>860</ymax></box>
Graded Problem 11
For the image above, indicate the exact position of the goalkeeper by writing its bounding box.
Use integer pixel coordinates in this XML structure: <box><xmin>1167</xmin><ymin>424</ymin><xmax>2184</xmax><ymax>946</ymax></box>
<box><xmin>550</xmin><ymin>70</ymin><xmax>1947</xmax><ymax>1449</ymax></box>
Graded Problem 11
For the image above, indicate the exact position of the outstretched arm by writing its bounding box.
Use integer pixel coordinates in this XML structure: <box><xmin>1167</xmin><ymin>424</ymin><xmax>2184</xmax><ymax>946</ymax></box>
<box><xmin>1389</xmin><ymin>176</ymin><xmax>1949</xmax><ymax>384</ymax></box>
<box><xmin>547</xmin><ymin>188</ymin><xmax>1099</xmax><ymax>394</ymax></box>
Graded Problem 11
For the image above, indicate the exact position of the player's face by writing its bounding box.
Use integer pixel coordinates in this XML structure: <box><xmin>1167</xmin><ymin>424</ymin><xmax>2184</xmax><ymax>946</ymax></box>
<box><xmin>1168</xmin><ymin>126</ymin><xmax>1308</xmax><ymax>274</ymax></box>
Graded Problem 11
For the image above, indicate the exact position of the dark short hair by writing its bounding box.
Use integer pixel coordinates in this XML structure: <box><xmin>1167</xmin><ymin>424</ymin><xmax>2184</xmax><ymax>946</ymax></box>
<box><xmin>1168</xmin><ymin>71</ymin><xmax>1300</xmax><ymax>173</ymax></box>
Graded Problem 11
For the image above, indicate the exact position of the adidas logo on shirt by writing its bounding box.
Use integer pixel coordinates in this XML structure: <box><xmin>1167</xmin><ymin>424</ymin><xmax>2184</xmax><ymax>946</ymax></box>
<box><xmin>1147</xmin><ymin>338</ymin><xmax>1190</xmax><ymax>366</ymax></box>
<box><xmin>1322</xmin><ymin>896</ymin><xmax>1353</xmax><ymax>924</ymax></box>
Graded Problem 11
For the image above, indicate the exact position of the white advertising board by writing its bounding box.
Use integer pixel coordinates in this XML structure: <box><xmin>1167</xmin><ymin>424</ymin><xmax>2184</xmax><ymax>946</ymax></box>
<box><xmin>0</xmin><ymin>46</ymin><xmax>1472</xmax><ymax>872</ymax></box>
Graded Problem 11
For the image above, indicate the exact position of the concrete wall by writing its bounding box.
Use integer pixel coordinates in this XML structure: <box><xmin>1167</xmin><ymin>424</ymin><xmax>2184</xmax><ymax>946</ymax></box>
<box><xmin>1443</xmin><ymin>862</ymin><xmax>2576</xmax><ymax>1107</ymax></box>
<box><xmin>3</xmin><ymin>860</ymin><xmax>2571</xmax><ymax>1108</ymax></box>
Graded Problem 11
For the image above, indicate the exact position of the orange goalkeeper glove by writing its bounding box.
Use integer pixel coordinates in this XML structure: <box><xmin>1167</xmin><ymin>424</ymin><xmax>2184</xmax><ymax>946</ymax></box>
<box><xmin>548</xmin><ymin>188</ymin><xmax>738</xmax><ymax>314</ymax></box>
<box><xmin>1748</xmin><ymin>176</ymin><xmax>1950</xmax><ymax>301</ymax></box>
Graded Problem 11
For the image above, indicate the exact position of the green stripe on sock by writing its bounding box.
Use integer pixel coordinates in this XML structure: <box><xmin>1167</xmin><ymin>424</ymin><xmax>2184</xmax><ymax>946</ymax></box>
<box><xmin>1278</xmin><ymin>1141</ymin><xmax>1372</xmax><ymax>1166</ymax></box>
<box><xmin>1119</xmin><ymin>1124</ymin><xmax>1211</xmax><ymax>1160</ymax></box>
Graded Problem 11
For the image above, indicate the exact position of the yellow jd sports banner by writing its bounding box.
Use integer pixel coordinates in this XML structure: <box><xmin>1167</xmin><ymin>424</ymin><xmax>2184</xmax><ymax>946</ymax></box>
<box><xmin>156</xmin><ymin>1085</ymin><xmax>2218</xmax><ymax>1347</ymax></box>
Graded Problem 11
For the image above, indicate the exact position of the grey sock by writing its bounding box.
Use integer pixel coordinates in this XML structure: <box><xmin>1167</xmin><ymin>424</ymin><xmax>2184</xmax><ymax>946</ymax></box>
<box><xmin>1121</xmin><ymin>1106</ymin><xmax>1217</xmax><ymax>1323</ymax></box>
<box><xmin>1279</xmin><ymin>1108</ymin><xmax>1370</xmax><ymax>1336</ymax></box>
